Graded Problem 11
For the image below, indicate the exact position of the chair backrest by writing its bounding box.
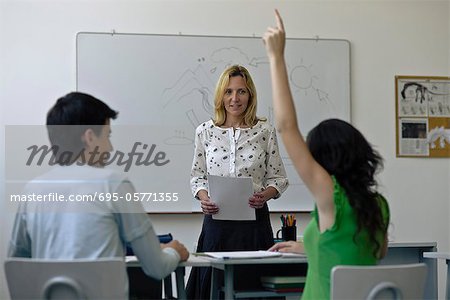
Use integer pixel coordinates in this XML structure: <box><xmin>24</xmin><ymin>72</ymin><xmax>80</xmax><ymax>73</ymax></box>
<box><xmin>331</xmin><ymin>263</ymin><xmax>427</xmax><ymax>300</ymax></box>
<box><xmin>4</xmin><ymin>257</ymin><xmax>128</xmax><ymax>300</ymax></box>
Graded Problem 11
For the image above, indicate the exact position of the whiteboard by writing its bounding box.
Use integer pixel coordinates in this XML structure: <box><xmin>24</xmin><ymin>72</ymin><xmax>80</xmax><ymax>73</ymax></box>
<box><xmin>76</xmin><ymin>32</ymin><xmax>350</xmax><ymax>213</ymax></box>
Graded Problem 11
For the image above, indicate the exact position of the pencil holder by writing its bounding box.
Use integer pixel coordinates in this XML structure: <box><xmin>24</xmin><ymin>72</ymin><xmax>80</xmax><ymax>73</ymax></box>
<box><xmin>276</xmin><ymin>226</ymin><xmax>297</xmax><ymax>241</ymax></box>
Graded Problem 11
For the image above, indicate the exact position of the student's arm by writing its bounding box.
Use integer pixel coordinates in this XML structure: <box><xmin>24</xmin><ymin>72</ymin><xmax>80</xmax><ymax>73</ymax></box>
<box><xmin>115</xmin><ymin>181</ymin><xmax>189</xmax><ymax>280</ymax></box>
<box><xmin>263</xmin><ymin>10</ymin><xmax>334</xmax><ymax>231</ymax></box>
<box><xmin>268</xmin><ymin>241</ymin><xmax>304</xmax><ymax>254</ymax></box>
<box><xmin>379</xmin><ymin>235</ymin><xmax>388</xmax><ymax>259</ymax></box>
<box><xmin>129</xmin><ymin>228</ymin><xmax>189</xmax><ymax>280</ymax></box>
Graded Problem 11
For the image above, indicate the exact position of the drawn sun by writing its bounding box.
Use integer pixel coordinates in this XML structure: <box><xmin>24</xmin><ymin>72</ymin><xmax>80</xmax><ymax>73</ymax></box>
<box><xmin>290</xmin><ymin>61</ymin><xmax>318</xmax><ymax>95</ymax></box>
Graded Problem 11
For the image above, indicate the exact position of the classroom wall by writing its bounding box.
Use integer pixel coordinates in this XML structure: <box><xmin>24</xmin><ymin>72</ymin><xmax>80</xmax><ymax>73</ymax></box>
<box><xmin>1</xmin><ymin>0</ymin><xmax>449</xmax><ymax>298</ymax></box>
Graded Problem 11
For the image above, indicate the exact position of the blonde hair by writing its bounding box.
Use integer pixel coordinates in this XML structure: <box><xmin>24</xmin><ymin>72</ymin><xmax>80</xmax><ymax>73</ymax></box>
<box><xmin>213</xmin><ymin>65</ymin><xmax>265</xmax><ymax>127</ymax></box>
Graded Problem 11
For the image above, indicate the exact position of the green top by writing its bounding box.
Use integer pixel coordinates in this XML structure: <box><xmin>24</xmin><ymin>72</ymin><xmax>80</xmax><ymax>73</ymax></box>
<box><xmin>301</xmin><ymin>176</ymin><xmax>390</xmax><ymax>300</ymax></box>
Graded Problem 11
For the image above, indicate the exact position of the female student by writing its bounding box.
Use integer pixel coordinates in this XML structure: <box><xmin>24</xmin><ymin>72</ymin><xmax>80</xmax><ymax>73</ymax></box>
<box><xmin>264</xmin><ymin>10</ymin><xmax>390</xmax><ymax>299</ymax></box>
<box><xmin>187</xmin><ymin>64</ymin><xmax>289</xmax><ymax>298</ymax></box>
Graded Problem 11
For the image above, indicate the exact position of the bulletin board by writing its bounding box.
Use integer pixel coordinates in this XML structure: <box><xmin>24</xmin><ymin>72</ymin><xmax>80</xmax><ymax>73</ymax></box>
<box><xmin>395</xmin><ymin>75</ymin><xmax>450</xmax><ymax>157</ymax></box>
<box><xmin>77</xmin><ymin>32</ymin><xmax>351</xmax><ymax>213</ymax></box>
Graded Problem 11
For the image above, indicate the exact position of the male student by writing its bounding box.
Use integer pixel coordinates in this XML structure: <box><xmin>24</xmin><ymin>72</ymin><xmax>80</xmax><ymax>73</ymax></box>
<box><xmin>8</xmin><ymin>92</ymin><xmax>189</xmax><ymax>295</ymax></box>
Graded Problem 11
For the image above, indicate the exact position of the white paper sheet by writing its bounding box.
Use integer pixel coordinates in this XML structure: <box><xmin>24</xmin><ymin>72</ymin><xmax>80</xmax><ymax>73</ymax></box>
<box><xmin>279</xmin><ymin>252</ymin><xmax>307</xmax><ymax>258</ymax></box>
<box><xmin>207</xmin><ymin>175</ymin><xmax>255</xmax><ymax>221</ymax></box>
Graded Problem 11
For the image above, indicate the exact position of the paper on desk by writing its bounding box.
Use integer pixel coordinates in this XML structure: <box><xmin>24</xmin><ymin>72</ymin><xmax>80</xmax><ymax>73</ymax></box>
<box><xmin>203</xmin><ymin>250</ymin><xmax>282</xmax><ymax>259</ymax></box>
<box><xmin>207</xmin><ymin>175</ymin><xmax>255</xmax><ymax>221</ymax></box>
<box><xmin>279</xmin><ymin>252</ymin><xmax>307</xmax><ymax>258</ymax></box>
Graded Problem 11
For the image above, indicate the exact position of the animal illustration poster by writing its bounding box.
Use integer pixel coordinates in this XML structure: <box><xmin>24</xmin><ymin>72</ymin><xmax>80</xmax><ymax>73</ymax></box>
<box><xmin>396</xmin><ymin>76</ymin><xmax>450</xmax><ymax>157</ymax></box>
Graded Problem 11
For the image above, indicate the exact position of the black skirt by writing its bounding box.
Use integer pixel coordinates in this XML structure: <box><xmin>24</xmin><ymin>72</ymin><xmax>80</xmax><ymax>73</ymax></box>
<box><xmin>186</xmin><ymin>203</ymin><xmax>274</xmax><ymax>300</ymax></box>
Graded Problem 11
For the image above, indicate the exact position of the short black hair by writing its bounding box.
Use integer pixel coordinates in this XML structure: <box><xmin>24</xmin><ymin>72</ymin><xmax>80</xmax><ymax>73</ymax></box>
<box><xmin>47</xmin><ymin>92</ymin><xmax>118</xmax><ymax>128</ymax></box>
<box><xmin>46</xmin><ymin>92</ymin><xmax>118</xmax><ymax>165</ymax></box>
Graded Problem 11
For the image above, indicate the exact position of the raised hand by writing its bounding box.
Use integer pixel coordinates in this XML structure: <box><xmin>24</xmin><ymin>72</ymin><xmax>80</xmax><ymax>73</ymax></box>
<box><xmin>262</xmin><ymin>9</ymin><xmax>286</xmax><ymax>58</ymax></box>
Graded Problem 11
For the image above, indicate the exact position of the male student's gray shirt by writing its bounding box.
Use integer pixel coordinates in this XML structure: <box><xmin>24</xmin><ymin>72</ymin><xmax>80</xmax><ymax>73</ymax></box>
<box><xmin>8</xmin><ymin>165</ymin><xmax>180</xmax><ymax>281</ymax></box>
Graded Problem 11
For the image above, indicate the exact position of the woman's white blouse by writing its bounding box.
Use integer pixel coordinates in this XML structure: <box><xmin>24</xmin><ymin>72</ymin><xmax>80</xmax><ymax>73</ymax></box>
<box><xmin>191</xmin><ymin>119</ymin><xmax>288</xmax><ymax>198</ymax></box>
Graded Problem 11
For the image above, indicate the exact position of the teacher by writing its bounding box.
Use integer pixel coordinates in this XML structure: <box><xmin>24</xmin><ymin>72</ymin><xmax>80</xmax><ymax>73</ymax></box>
<box><xmin>186</xmin><ymin>65</ymin><xmax>289</xmax><ymax>298</ymax></box>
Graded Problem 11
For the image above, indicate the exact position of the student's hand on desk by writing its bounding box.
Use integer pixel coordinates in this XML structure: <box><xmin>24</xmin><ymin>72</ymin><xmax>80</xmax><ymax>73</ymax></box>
<box><xmin>200</xmin><ymin>197</ymin><xmax>219</xmax><ymax>215</ymax></box>
<box><xmin>163</xmin><ymin>240</ymin><xmax>189</xmax><ymax>261</ymax></box>
<box><xmin>268</xmin><ymin>241</ymin><xmax>304</xmax><ymax>254</ymax></box>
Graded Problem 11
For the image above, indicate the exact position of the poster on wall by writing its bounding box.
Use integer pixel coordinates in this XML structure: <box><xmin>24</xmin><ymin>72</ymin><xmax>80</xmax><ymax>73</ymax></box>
<box><xmin>396</xmin><ymin>75</ymin><xmax>450</xmax><ymax>157</ymax></box>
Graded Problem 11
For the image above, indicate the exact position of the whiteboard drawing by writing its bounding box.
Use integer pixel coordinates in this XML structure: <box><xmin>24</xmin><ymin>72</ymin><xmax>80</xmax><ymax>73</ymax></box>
<box><xmin>160</xmin><ymin>64</ymin><xmax>215</xmax><ymax>146</ymax></box>
<box><xmin>160</xmin><ymin>47</ymin><xmax>338</xmax><ymax>150</ymax></box>
<box><xmin>211</xmin><ymin>47</ymin><xmax>250</xmax><ymax>67</ymax></box>
<box><xmin>291</xmin><ymin>59</ymin><xmax>335</xmax><ymax>114</ymax></box>
<box><xmin>77</xmin><ymin>33</ymin><xmax>350</xmax><ymax>212</ymax></box>
<box><xmin>162</xmin><ymin>65</ymin><xmax>214</xmax><ymax>111</ymax></box>
<box><xmin>164</xmin><ymin>129</ymin><xmax>194</xmax><ymax>145</ymax></box>
<box><xmin>160</xmin><ymin>46</ymin><xmax>274</xmax><ymax>147</ymax></box>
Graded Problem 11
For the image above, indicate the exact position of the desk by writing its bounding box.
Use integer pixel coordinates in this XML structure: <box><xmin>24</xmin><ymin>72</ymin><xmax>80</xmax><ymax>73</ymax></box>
<box><xmin>208</xmin><ymin>243</ymin><xmax>437</xmax><ymax>300</ymax></box>
<box><xmin>127</xmin><ymin>254</ymin><xmax>305</xmax><ymax>299</ymax></box>
<box><xmin>175</xmin><ymin>256</ymin><xmax>212</xmax><ymax>299</ymax></box>
<box><xmin>209</xmin><ymin>255</ymin><xmax>307</xmax><ymax>300</ymax></box>
<box><xmin>423</xmin><ymin>252</ymin><xmax>450</xmax><ymax>299</ymax></box>
<box><xmin>128</xmin><ymin>242</ymin><xmax>437</xmax><ymax>300</ymax></box>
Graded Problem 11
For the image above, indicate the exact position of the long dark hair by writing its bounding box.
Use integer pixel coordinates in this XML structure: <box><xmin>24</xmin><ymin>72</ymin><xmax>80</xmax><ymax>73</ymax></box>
<box><xmin>307</xmin><ymin>119</ymin><xmax>386</xmax><ymax>257</ymax></box>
